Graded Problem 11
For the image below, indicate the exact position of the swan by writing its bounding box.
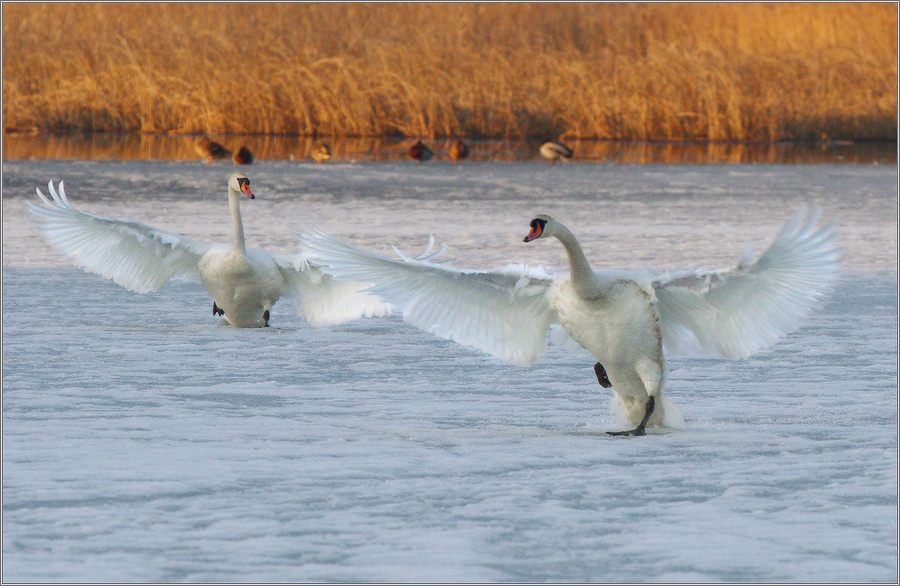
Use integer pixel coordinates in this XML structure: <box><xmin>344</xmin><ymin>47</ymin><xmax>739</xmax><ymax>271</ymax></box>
<box><xmin>232</xmin><ymin>145</ymin><xmax>254</xmax><ymax>165</ymax></box>
<box><xmin>28</xmin><ymin>172</ymin><xmax>391</xmax><ymax>328</ymax></box>
<box><xmin>297</xmin><ymin>208</ymin><xmax>842</xmax><ymax>435</ymax></box>
<box><xmin>195</xmin><ymin>136</ymin><xmax>231</xmax><ymax>163</ymax></box>
<box><xmin>449</xmin><ymin>139</ymin><xmax>469</xmax><ymax>164</ymax></box>
<box><xmin>540</xmin><ymin>141</ymin><xmax>573</xmax><ymax>164</ymax></box>
<box><xmin>408</xmin><ymin>140</ymin><xmax>435</xmax><ymax>163</ymax></box>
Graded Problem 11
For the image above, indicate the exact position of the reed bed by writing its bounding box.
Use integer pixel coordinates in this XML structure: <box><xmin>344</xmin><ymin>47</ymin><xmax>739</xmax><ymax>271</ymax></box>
<box><xmin>3</xmin><ymin>3</ymin><xmax>896</xmax><ymax>141</ymax></box>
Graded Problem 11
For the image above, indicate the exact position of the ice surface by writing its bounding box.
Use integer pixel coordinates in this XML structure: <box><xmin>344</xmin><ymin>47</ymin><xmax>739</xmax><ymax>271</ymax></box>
<box><xmin>2</xmin><ymin>160</ymin><xmax>897</xmax><ymax>582</ymax></box>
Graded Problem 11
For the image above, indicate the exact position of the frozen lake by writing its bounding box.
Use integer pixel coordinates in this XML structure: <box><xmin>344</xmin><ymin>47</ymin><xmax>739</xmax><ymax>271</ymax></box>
<box><xmin>2</xmin><ymin>159</ymin><xmax>897</xmax><ymax>582</ymax></box>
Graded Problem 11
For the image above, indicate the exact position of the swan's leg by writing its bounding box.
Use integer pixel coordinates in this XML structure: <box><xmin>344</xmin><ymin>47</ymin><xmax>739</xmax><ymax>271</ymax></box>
<box><xmin>213</xmin><ymin>302</ymin><xmax>225</xmax><ymax>317</ymax></box>
<box><xmin>263</xmin><ymin>310</ymin><xmax>270</xmax><ymax>327</ymax></box>
<box><xmin>607</xmin><ymin>356</ymin><xmax>661</xmax><ymax>436</ymax></box>
<box><xmin>593</xmin><ymin>362</ymin><xmax>612</xmax><ymax>388</ymax></box>
<box><xmin>607</xmin><ymin>396</ymin><xmax>655</xmax><ymax>436</ymax></box>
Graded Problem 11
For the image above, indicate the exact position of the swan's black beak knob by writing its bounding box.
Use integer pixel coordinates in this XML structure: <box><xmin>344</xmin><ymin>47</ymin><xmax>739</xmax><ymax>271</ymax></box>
<box><xmin>524</xmin><ymin>218</ymin><xmax>545</xmax><ymax>242</ymax></box>
<box><xmin>237</xmin><ymin>178</ymin><xmax>254</xmax><ymax>199</ymax></box>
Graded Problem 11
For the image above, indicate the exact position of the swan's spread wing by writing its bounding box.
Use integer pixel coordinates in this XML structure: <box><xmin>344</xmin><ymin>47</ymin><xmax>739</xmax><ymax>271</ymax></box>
<box><xmin>271</xmin><ymin>254</ymin><xmax>393</xmax><ymax>327</ymax></box>
<box><xmin>297</xmin><ymin>225</ymin><xmax>558</xmax><ymax>366</ymax></box>
<box><xmin>654</xmin><ymin>206</ymin><xmax>842</xmax><ymax>359</ymax></box>
<box><xmin>28</xmin><ymin>181</ymin><xmax>209</xmax><ymax>293</ymax></box>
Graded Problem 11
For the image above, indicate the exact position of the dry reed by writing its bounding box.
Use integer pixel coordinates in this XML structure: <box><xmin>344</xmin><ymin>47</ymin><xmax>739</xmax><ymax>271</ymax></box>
<box><xmin>2</xmin><ymin>3</ymin><xmax>896</xmax><ymax>141</ymax></box>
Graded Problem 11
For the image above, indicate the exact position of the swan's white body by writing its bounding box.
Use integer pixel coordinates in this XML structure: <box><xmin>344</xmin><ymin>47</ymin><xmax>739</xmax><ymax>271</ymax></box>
<box><xmin>197</xmin><ymin>245</ymin><xmax>288</xmax><ymax>328</ymax></box>
<box><xmin>298</xmin><ymin>209</ymin><xmax>842</xmax><ymax>432</ymax></box>
<box><xmin>28</xmin><ymin>173</ymin><xmax>391</xmax><ymax>328</ymax></box>
<box><xmin>553</xmin><ymin>276</ymin><xmax>668</xmax><ymax>426</ymax></box>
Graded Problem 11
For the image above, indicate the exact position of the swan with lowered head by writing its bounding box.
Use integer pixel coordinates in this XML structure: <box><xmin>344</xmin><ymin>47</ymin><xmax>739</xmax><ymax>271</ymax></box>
<box><xmin>28</xmin><ymin>172</ymin><xmax>391</xmax><ymax>328</ymax></box>
<box><xmin>298</xmin><ymin>208</ymin><xmax>842</xmax><ymax>435</ymax></box>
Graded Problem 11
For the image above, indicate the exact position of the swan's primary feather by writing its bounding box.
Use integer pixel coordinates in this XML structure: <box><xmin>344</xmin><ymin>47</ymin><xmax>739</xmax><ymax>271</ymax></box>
<box><xmin>28</xmin><ymin>181</ymin><xmax>209</xmax><ymax>293</ymax></box>
<box><xmin>297</xmin><ymin>224</ymin><xmax>557</xmax><ymax>366</ymax></box>
<box><xmin>653</xmin><ymin>205</ymin><xmax>843</xmax><ymax>359</ymax></box>
<box><xmin>273</xmin><ymin>256</ymin><xmax>392</xmax><ymax>327</ymax></box>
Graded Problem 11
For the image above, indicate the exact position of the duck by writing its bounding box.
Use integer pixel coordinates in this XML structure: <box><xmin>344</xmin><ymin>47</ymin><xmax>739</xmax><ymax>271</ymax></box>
<box><xmin>232</xmin><ymin>145</ymin><xmax>254</xmax><ymax>165</ymax></box>
<box><xmin>540</xmin><ymin>141</ymin><xmax>573</xmax><ymax>164</ymax></box>
<box><xmin>311</xmin><ymin>144</ymin><xmax>332</xmax><ymax>164</ymax></box>
<box><xmin>449</xmin><ymin>139</ymin><xmax>469</xmax><ymax>164</ymax></box>
<box><xmin>195</xmin><ymin>136</ymin><xmax>231</xmax><ymax>163</ymax></box>
<box><xmin>408</xmin><ymin>140</ymin><xmax>435</xmax><ymax>163</ymax></box>
<box><xmin>28</xmin><ymin>172</ymin><xmax>392</xmax><ymax>328</ymax></box>
<box><xmin>297</xmin><ymin>208</ymin><xmax>842</xmax><ymax>435</ymax></box>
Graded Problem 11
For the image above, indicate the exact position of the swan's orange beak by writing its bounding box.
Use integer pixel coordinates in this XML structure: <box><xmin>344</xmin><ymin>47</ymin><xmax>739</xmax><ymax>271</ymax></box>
<box><xmin>241</xmin><ymin>182</ymin><xmax>255</xmax><ymax>199</ymax></box>
<box><xmin>524</xmin><ymin>224</ymin><xmax>542</xmax><ymax>242</ymax></box>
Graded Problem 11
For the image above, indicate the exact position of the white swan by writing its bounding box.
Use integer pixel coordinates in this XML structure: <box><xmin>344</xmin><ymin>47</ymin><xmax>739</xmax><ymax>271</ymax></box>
<box><xmin>28</xmin><ymin>172</ymin><xmax>391</xmax><ymax>328</ymax></box>
<box><xmin>297</xmin><ymin>208</ymin><xmax>842</xmax><ymax>434</ymax></box>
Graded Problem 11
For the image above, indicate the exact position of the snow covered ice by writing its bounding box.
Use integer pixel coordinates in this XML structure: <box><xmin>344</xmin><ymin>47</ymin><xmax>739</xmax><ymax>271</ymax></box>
<box><xmin>2</xmin><ymin>159</ymin><xmax>897</xmax><ymax>582</ymax></box>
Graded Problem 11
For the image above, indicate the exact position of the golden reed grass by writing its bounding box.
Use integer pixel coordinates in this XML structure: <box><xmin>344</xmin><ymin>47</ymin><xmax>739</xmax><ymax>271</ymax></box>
<box><xmin>2</xmin><ymin>3</ymin><xmax>896</xmax><ymax>141</ymax></box>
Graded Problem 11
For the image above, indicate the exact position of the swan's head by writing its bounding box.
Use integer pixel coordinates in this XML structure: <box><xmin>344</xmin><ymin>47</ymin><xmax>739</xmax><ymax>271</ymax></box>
<box><xmin>523</xmin><ymin>214</ymin><xmax>554</xmax><ymax>242</ymax></box>
<box><xmin>228</xmin><ymin>172</ymin><xmax>254</xmax><ymax>199</ymax></box>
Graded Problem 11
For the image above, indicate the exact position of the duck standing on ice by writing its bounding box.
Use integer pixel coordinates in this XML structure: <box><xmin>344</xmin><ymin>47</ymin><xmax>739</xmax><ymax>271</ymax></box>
<box><xmin>194</xmin><ymin>136</ymin><xmax>231</xmax><ymax>163</ymax></box>
<box><xmin>540</xmin><ymin>141</ymin><xmax>574</xmax><ymax>164</ymax></box>
<box><xmin>298</xmin><ymin>208</ymin><xmax>842</xmax><ymax>435</ymax></box>
<box><xmin>408</xmin><ymin>140</ymin><xmax>435</xmax><ymax>163</ymax></box>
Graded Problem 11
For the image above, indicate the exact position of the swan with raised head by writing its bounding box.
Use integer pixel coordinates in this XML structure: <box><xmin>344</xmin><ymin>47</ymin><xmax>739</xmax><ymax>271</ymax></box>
<box><xmin>28</xmin><ymin>172</ymin><xmax>391</xmax><ymax>328</ymax></box>
<box><xmin>298</xmin><ymin>209</ymin><xmax>842</xmax><ymax>435</ymax></box>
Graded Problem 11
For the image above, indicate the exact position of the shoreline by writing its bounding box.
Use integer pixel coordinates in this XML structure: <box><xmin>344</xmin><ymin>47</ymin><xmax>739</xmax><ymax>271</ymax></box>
<box><xmin>3</xmin><ymin>133</ymin><xmax>896</xmax><ymax>165</ymax></box>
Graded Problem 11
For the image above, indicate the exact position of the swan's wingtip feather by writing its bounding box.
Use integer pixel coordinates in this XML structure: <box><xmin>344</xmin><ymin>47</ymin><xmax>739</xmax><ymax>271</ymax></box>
<box><xmin>27</xmin><ymin>178</ymin><xmax>209</xmax><ymax>293</ymax></box>
<box><xmin>657</xmin><ymin>204</ymin><xmax>842</xmax><ymax>360</ymax></box>
<box><xmin>34</xmin><ymin>185</ymin><xmax>53</xmax><ymax>206</ymax></box>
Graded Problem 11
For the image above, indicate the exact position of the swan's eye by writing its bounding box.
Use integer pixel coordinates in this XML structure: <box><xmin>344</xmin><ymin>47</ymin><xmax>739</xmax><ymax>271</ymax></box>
<box><xmin>237</xmin><ymin>177</ymin><xmax>250</xmax><ymax>188</ymax></box>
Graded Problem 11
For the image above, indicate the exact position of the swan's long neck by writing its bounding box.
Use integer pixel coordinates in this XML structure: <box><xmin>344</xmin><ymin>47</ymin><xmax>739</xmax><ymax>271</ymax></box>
<box><xmin>228</xmin><ymin>189</ymin><xmax>246</xmax><ymax>254</ymax></box>
<box><xmin>553</xmin><ymin>224</ymin><xmax>598</xmax><ymax>298</ymax></box>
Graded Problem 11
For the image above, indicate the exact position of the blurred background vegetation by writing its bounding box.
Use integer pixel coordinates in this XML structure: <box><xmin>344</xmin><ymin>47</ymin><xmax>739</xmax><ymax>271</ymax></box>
<box><xmin>3</xmin><ymin>3</ymin><xmax>896</xmax><ymax>142</ymax></box>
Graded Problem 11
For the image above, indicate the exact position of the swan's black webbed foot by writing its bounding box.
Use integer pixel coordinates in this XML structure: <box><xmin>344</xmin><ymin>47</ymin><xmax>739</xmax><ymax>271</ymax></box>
<box><xmin>593</xmin><ymin>362</ymin><xmax>612</xmax><ymax>388</ymax></box>
<box><xmin>607</xmin><ymin>396</ymin><xmax>655</xmax><ymax>437</ymax></box>
<box><xmin>263</xmin><ymin>310</ymin><xmax>270</xmax><ymax>327</ymax></box>
<box><xmin>607</xmin><ymin>427</ymin><xmax>646</xmax><ymax>437</ymax></box>
<box><xmin>213</xmin><ymin>302</ymin><xmax>225</xmax><ymax>317</ymax></box>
